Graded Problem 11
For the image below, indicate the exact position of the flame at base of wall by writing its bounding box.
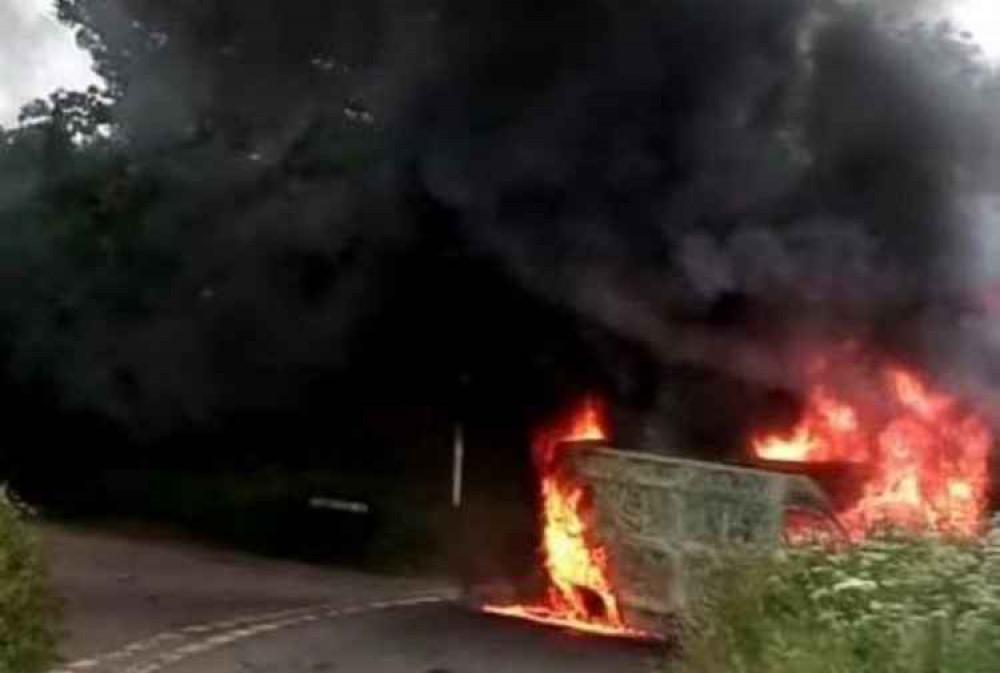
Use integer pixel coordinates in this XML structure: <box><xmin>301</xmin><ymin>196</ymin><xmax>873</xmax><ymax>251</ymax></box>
<box><xmin>482</xmin><ymin>399</ymin><xmax>650</xmax><ymax>639</ymax></box>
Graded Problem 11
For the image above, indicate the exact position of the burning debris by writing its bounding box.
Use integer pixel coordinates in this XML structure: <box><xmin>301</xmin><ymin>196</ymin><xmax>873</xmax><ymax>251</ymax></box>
<box><xmin>754</xmin><ymin>349</ymin><xmax>993</xmax><ymax>541</ymax></box>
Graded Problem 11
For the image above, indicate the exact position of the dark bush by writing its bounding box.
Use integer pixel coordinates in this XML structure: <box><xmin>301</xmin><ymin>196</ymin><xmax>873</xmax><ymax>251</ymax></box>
<box><xmin>0</xmin><ymin>487</ymin><xmax>59</xmax><ymax>673</ymax></box>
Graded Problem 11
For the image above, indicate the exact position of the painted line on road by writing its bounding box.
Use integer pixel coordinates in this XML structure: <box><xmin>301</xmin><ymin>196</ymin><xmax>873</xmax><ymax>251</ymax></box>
<box><xmin>52</xmin><ymin>601</ymin><xmax>340</xmax><ymax>673</ymax></box>
<box><xmin>116</xmin><ymin>596</ymin><xmax>450</xmax><ymax>673</ymax></box>
<box><xmin>49</xmin><ymin>593</ymin><xmax>455</xmax><ymax>673</ymax></box>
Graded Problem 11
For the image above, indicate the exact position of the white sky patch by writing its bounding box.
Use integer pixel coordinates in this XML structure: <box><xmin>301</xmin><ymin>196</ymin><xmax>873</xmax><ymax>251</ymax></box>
<box><xmin>0</xmin><ymin>0</ymin><xmax>101</xmax><ymax>127</ymax></box>
<box><xmin>949</xmin><ymin>0</ymin><xmax>1000</xmax><ymax>60</ymax></box>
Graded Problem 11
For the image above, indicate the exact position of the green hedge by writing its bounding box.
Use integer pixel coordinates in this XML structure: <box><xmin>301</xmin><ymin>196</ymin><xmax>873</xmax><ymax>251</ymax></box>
<box><xmin>677</xmin><ymin>522</ymin><xmax>1000</xmax><ymax>673</ymax></box>
<box><xmin>0</xmin><ymin>488</ymin><xmax>59</xmax><ymax>673</ymax></box>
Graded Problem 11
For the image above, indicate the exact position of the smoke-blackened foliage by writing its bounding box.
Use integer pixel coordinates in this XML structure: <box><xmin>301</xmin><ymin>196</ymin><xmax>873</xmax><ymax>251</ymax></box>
<box><xmin>2</xmin><ymin>0</ymin><xmax>1000</xmax><ymax>456</ymax></box>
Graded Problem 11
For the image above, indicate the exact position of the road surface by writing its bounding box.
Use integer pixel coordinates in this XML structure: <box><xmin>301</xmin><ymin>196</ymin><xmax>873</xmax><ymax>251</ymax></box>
<box><xmin>41</xmin><ymin>525</ymin><xmax>659</xmax><ymax>673</ymax></box>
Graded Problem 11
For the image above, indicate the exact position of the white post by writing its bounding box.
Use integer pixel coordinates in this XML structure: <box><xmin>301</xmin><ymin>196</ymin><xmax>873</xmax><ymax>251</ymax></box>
<box><xmin>452</xmin><ymin>422</ymin><xmax>465</xmax><ymax>509</ymax></box>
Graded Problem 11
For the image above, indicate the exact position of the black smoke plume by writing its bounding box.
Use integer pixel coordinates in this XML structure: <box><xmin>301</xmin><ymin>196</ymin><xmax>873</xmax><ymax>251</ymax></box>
<box><xmin>2</xmin><ymin>0</ymin><xmax>999</xmax><ymax>458</ymax></box>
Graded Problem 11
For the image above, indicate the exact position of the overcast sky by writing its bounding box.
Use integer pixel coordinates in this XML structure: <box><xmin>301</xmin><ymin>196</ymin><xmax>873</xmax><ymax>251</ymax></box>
<box><xmin>0</xmin><ymin>0</ymin><xmax>99</xmax><ymax>127</ymax></box>
<box><xmin>0</xmin><ymin>0</ymin><xmax>997</xmax><ymax>129</ymax></box>
<box><xmin>952</xmin><ymin>0</ymin><xmax>1000</xmax><ymax>54</ymax></box>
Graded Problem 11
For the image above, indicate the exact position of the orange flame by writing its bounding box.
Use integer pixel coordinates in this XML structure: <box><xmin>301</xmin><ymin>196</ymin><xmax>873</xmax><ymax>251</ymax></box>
<box><xmin>755</xmin><ymin>360</ymin><xmax>993</xmax><ymax>541</ymax></box>
<box><xmin>484</xmin><ymin>398</ymin><xmax>646</xmax><ymax>638</ymax></box>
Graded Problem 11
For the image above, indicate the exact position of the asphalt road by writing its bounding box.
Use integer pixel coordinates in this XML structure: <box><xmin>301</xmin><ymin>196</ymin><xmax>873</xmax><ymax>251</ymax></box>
<box><xmin>41</xmin><ymin>525</ymin><xmax>659</xmax><ymax>673</ymax></box>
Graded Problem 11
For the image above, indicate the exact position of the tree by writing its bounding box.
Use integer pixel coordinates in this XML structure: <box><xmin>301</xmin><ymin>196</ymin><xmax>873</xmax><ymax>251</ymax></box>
<box><xmin>54</xmin><ymin>0</ymin><xmax>430</xmax><ymax>148</ymax></box>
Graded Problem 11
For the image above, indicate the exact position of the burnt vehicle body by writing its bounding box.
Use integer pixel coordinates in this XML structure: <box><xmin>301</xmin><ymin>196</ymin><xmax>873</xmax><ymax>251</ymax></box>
<box><xmin>565</xmin><ymin>443</ymin><xmax>835</xmax><ymax>635</ymax></box>
<box><xmin>464</xmin><ymin>440</ymin><xmax>837</xmax><ymax>638</ymax></box>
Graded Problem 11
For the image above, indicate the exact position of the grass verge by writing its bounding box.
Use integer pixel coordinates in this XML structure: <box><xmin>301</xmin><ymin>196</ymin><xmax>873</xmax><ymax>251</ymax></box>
<box><xmin>676</xmin><ymin>521</ymin><xmax>1000</xmax><ymax>673</ymax></box>
<box><xmin>0</xmin><ymin>487</ymin><xmax>59</xmax><ymax>673</ymax></box>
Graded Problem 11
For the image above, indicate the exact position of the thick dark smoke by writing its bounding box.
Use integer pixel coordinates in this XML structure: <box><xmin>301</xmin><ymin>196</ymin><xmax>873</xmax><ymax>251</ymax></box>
<box><xmin>403</xmin><ymin>0</ymin><xmax>1000</xmax><ymax>451</ymax></box>
<box><xmin>3</xmin><ymin>0</ymin><xmax>1000</xmax><ymax>456</ymax></box>
<box><xmin>412</xmin><ymin>1</ymin><xmax>990</xmax><ymax>364</ymax></box>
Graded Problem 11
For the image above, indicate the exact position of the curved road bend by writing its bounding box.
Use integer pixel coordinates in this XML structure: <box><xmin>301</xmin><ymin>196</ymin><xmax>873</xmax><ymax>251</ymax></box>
<box><xmin>41</xmin><ymin>525</ymin><xmax>659</xmax><ymax>673</ymax></box>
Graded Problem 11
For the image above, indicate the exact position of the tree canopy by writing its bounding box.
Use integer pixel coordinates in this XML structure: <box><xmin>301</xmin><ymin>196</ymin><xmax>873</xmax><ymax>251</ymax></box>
<box><xmin>2</xmin><ymin>0</ymin><xmax>999</xmax><ymax>461</ymax></box>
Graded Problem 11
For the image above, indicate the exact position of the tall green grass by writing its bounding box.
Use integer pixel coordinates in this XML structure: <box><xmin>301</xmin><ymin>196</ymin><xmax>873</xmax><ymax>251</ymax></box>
<box><xmin>0</xmin><ymin>487</ymin><xmax>59</xmax><ymax>673</ymax></box>
<box><xmin>676</xmin><ymin>521</ymin><xmax>1000</xmax><ymax>673</ymax></box>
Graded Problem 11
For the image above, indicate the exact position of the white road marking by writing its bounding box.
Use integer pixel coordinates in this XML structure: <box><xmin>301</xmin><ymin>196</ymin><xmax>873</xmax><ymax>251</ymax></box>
<box><xmin>50</xmin><ymin>594</ymin><xmax>453</xmax><ymax>673</ymax></box>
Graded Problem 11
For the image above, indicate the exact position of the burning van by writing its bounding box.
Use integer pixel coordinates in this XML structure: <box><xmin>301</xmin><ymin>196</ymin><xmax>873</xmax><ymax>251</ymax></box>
<box><xmin>472</xmin><ymin>400</ymin><xmax>834</xmax><ymax>639</ymax></box>
<box><xmin>475</xmin><ymin>368</ymin><xmax>995</xmax><ymax>640</ymax></box>
<box><xmin>483</xmin><ymin>442</ymin><xmax>834</xmax><ymax>639</ymax></box>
